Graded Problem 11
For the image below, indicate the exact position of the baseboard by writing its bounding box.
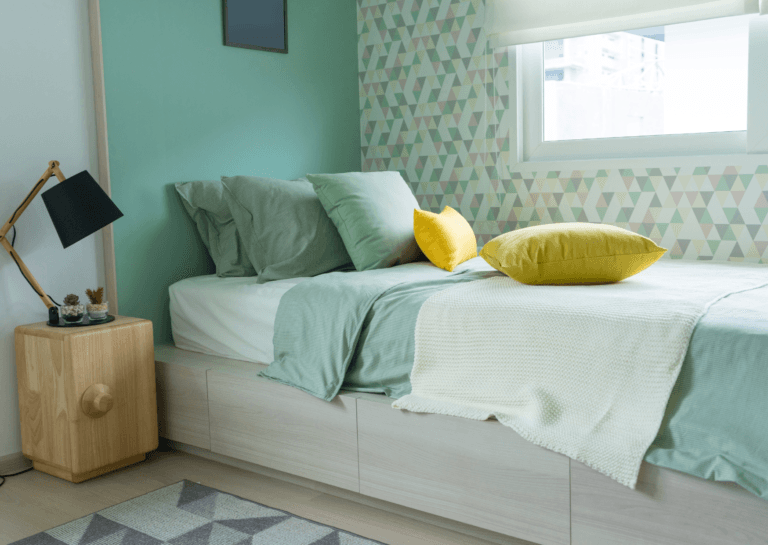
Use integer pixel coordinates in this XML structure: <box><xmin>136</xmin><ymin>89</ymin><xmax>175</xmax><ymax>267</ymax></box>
<box><xmin>0</xmin><ymin>451</ymin><xmax>33</xmax><ymax>475</ymax></box>
<box><xmin>161</xmin><ymin>439</ymin><xmax>535</xmax><ymax>545</ymax></box>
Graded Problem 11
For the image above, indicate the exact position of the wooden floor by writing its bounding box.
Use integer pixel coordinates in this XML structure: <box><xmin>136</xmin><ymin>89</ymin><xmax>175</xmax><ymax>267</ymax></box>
<box><xmin>0</xmin><ymin>446</ymin><xmax>511</xmax><ymax>545</ymax></box>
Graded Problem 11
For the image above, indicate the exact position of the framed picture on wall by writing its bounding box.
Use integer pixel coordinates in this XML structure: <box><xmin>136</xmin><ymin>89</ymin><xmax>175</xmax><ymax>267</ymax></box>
<box><xmin>224</xmin><ymin>0</ymin><xmax>287</xmax><ymax>53</ymax></box>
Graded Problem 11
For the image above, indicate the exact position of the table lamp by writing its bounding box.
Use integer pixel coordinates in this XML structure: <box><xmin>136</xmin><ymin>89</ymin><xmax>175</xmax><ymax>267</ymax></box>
<box><xmin>0</xmin><ymin>161</ymin><xmax>123</xmax><ymax>325</ymax></box>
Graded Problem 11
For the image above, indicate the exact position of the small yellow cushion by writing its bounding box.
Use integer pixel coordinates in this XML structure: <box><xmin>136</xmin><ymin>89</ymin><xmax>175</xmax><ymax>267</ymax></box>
<box><xmin>414</xmin><ymin>206</ymin><xmax>478</xmax><ymax>271</ymax></box>
<box><xmin>480</xmin><ymin>223</ymin><xmax>667</xmax><ymax>285</ymax></box>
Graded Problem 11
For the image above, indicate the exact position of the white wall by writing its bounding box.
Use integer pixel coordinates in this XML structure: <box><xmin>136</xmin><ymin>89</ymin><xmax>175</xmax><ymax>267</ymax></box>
<box><xmin>0</xmin><ymin>0</ymin><xmax>104</xmax><ymax>457</ymax></box>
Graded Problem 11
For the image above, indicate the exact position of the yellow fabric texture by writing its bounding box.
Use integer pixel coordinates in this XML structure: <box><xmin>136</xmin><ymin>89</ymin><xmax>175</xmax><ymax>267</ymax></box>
<box><xmin>414</xmin><ymin>206</ymin><xmax>478</xmax><ymax>271</ymax></box>
<box><xmin>480</xmin><ymin>222</ymin><xmax>667</xmax><ymax>285</ymax></box>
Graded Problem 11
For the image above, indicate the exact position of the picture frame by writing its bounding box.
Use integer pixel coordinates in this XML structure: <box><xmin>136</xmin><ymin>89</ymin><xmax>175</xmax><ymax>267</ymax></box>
<box><xmin>223</xmin><ymin>0</ymin><xmax>287</xmax><ymax>54</ymax></box>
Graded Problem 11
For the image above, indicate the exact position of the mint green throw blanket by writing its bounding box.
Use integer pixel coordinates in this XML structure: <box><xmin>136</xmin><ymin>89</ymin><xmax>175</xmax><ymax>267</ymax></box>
<box><xmin>262</xmin><ymin>259</ymin><xmax>498</xmax><ymax>400</ymax></box>
<box><xmin>262</xmin><ymin>258</ymin><xmax>768</xmax><ymax>500</ymax></box>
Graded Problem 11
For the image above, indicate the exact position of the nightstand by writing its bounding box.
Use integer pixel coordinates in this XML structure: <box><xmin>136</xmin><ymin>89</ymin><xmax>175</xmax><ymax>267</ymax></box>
<box><xmin>15</xmin><ymin>316</ymin><xmax>158</xmax><ymax>483</ymax></box>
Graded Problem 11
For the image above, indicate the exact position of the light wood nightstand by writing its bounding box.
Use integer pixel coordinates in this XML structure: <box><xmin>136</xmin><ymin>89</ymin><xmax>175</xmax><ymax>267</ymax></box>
<box><xmin>15</xmin><ymin>316</ymin><xmax>158</xmax><ymax>483</ymax></box>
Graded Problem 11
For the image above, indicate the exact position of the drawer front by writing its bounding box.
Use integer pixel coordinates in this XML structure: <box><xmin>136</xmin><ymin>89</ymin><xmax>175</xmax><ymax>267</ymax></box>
<box><xmin>357</xmin><ymin>399</ymin><xmax>571</xmax><ymax>545</ymax></box>
<box><xmin>207</xmin><ymin>371</ymin><xmax>359</xmax><ymax>492</ymax></box>
<box><xmin>69</xmin><ymin>321</ymin><xmax>158</xmax><ymax>474</ymax></box>
<box><xmin>156</xmin><ymin>360</ymin><xmax>211</xmax><ymax>449</ymax></box>
<box><xmin>572</xmin><ymin>460</ymin><xmax>768</xmax><ymax>545</ymax></box>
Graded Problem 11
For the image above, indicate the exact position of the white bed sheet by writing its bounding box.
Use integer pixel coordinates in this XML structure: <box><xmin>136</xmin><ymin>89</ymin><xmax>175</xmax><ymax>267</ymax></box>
<box><xmin>170</xmin><ymin>275</ymin><xmax>307</xmax><ymax>363</ymax></box>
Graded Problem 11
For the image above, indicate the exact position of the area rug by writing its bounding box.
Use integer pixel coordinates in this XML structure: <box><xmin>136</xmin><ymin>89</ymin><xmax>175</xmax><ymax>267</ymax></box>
<box><xmin>12</xmin><ymin>480</ymin><xmax>385</xmax><ymax>545</ymax></box>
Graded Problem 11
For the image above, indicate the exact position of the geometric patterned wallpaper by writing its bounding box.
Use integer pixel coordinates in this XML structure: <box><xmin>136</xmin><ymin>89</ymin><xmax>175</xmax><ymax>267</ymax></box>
<box><xmin>358</xmin><ymin>0</ymin><xmax>768</xmax><ymax>263</ymax></box>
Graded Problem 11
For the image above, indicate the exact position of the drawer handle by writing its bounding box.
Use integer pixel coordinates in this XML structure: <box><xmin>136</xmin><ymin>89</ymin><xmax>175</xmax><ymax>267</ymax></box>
<box><xmin>81</xmin><ymin>384</ymin><xmax>114</xmax><ymax>418</ymax></box>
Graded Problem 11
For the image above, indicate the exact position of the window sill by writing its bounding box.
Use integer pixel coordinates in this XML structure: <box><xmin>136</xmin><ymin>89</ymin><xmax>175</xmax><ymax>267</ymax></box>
<box><xmin>510</xmin><ymin>150</ymin><xmax>768</xmax><ymax>173</ymax></box>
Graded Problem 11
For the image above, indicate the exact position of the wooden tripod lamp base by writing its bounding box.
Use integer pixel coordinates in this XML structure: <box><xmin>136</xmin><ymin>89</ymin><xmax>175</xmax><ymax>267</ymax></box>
<box><xmin>0</xmin><ymin>161</ymin><xmax>66</xmax><ymax>310</ymax></box>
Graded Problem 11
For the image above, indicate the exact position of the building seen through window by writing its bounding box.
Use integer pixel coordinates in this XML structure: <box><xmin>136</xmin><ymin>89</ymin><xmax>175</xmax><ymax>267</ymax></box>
<box><xmin>543</xmin><ymin>16</ymin><xmax>752</xmax><ymax>141</ymax></box>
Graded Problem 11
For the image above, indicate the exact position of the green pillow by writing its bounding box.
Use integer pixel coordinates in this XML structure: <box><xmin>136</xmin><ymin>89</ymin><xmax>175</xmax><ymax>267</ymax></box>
<box><xmin>175</xmin><ymin>181</ymin><xmax>255</xmax><ymax>277</ymax></box>
<box><xmin>221</xmin><ymin>175</ymin><xmax>353</xmax><ymax>283</ymax></box>
<box><xmin>307</xmin><ymin>171</ymin><xmax>423</xmax><ymax>271</ymax></box>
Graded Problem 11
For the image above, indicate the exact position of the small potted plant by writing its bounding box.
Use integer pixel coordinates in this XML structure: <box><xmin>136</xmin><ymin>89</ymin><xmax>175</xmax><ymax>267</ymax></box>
<box><xmin>86</xmin><ymin>287</ymin><xmax>108</xmax><ymax>322</ymax></box>
<box><xmin>61</xmin><ymin>294</ymin><xmax>85</xmax><ymax>323</ymax></box>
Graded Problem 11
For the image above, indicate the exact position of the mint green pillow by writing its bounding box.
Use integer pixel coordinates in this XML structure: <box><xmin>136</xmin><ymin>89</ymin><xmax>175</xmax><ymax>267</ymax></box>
<box><xmin>221</xmin><ymin>175</ymin><xmax>353</xmax><ymax>283</ymax></box>
<box><xmin>307</xmin><ymin>171</ymin><xmax>423</xmax><ymax>271</ymax></box>
<box><xmin>175</xmin><ymin>181</ymin><xmax>255</xmax><ymax>277</ymax></box>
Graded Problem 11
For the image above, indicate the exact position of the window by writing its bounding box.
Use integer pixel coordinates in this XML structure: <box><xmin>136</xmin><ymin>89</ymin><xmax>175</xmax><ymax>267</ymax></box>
<box><xmin>544</xmin><ymin>17</ymin><xmax>751</xmax><ymax>141</ymax></box>
<box><xmin>513</xmin><ymin>14</ymin><xmax>768</xmax><ymax>164</ymax></box>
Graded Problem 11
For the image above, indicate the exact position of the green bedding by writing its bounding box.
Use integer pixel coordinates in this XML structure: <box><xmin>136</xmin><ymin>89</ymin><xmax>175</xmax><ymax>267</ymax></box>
<box><xmin>262</xmin><ymin>258</ymin><xmax>768</xmax><ymax>499</ymax></box>
<box><xmin>645</xmin><ymin>283</ymin><xmax>768</xmax><ymax>499</ymax></box>
<box><xmin>262</xmin><ymin>258</ymin><xmax>497</xmax><ymax>400</ymax></box>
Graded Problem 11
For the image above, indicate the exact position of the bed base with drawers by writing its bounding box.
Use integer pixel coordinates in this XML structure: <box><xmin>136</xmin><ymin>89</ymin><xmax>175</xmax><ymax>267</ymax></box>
<box><xmin>155</xmin><ymin>345</ymin><xmax>768</xmax><ymax>545</ymax></box>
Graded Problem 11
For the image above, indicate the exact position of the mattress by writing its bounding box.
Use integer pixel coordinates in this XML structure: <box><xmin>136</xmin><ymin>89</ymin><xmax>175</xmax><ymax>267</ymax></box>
<box><xmin>170</xmin><ymin>275</ymin><xmax>307</xmax><ymax>363</ymax></box>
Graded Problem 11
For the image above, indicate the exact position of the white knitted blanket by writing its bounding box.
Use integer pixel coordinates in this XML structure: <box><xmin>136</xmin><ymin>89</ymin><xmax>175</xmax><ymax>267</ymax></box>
<box><xmin>393</xmin><ymin>260</ymin><xmax>768</xmax><ymax>488</ymax></box>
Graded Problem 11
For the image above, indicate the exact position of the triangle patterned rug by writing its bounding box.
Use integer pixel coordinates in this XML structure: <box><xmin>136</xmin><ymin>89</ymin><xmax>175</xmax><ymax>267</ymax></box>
<box><xmin>11</xmin><ymin>480</ymin><xmax>385</xmax><ymax>545</ymax></box>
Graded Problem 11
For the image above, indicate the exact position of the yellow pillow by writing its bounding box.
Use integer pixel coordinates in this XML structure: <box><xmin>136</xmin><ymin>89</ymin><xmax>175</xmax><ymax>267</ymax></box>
<box><xmin>480</xmin><ymin>223</ymin><xmax>667</xmax><ymax>285</ymax></box>
<box><xmin>414</xmin><ymin>206</ymin><xmax>477</xmax><ymax>271</ymax></box>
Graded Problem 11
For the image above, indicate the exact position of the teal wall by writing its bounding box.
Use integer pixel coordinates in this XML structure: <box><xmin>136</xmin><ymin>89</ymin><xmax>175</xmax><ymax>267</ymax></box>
<box><xmin>100</xmin><ymin>0</ymin><xmax>361</xmax><ymax>343</ymax></box>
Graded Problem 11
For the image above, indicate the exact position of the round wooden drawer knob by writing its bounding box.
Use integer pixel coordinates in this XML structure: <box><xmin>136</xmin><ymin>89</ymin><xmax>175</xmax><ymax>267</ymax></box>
<box><xmin>81</xmin><ymin>384</ymin><xmax>114</xmax><ymax>418</ymax></box>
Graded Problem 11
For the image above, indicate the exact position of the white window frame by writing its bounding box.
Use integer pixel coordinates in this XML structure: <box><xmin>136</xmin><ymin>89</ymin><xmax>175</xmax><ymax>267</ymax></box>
<box><xmin>509</xmin><ymin>16</ymin><xmax>768</xmax><ymax>169</ymax></box>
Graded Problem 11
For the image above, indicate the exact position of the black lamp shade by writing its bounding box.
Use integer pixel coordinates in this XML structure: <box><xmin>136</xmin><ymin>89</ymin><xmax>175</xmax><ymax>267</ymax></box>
<box><xmin>41</xmin><ymin>170</ymin><xmax>123</xmax><ymax>249</ymax></box>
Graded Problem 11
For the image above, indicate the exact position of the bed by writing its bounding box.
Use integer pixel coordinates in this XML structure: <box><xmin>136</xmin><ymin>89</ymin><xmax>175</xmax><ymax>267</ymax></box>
<box><xmin>166</xmin><ymin>173</ymin><xmax>768</xmax><ymax>544</ymax></box>
<box><xmin>160</xmin><ymin>257</ymin><xmax>768</xmax><ymax>545</ymax></box>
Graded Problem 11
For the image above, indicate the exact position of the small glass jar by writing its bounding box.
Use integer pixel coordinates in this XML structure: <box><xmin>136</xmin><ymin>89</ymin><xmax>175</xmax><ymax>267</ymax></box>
<box><xmin>61</xmin><ymin>304</ymin><xmax>85</xmax><ymax>323</ymax></box>
<box><xmin>87</xmin><ymin>302</ymin><xmax>109</xmax><ymax>322</ymax></box>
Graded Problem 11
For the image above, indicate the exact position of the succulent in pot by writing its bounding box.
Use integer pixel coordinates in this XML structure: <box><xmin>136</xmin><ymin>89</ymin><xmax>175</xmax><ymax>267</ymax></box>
<box><xmin>85</xmin><ymin>287</ymin><xmax>108</xmax><ymax>321</ymax></box>
<box><xmin>61</xmin><ymin>294</ymin><xmax>85</xmax><ymax>323</ymax></box>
